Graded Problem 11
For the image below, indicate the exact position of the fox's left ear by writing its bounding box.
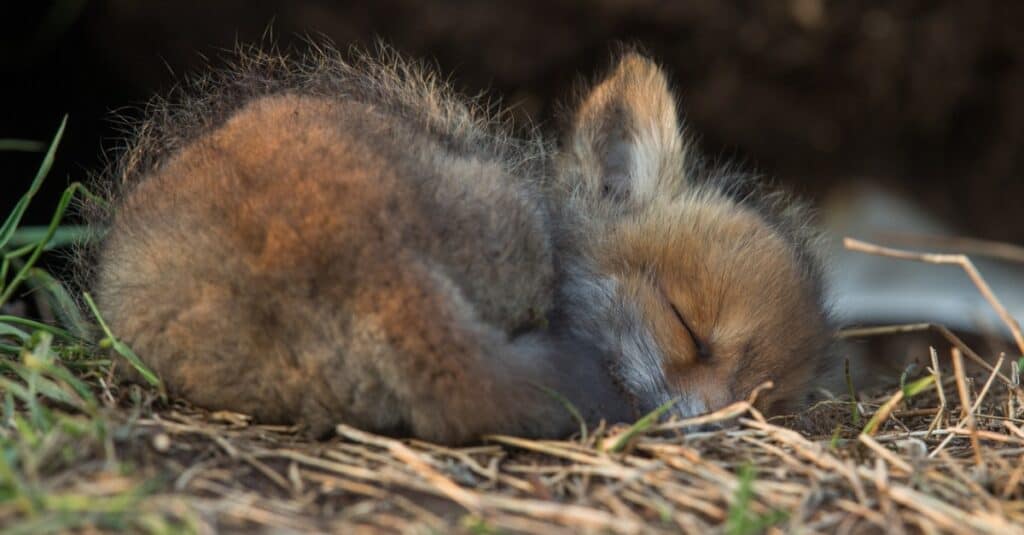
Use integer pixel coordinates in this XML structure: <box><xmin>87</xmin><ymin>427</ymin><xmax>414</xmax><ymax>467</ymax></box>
<box><xmin>564</xmin><ymin>54</ymin><xmax>685</xmax><ymax>204</ymax></box>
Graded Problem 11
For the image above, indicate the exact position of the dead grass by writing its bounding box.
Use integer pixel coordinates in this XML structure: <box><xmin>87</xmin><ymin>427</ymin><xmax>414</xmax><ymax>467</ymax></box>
<box><xmin>5</xmin><ymin>358</ymin><xmax>1022</xmax><ymax>534</ymax></box>
<box><xmin>3</xmin><ymin>254</ymin><xmax>1022</xmax><ymax>535</ymax></box>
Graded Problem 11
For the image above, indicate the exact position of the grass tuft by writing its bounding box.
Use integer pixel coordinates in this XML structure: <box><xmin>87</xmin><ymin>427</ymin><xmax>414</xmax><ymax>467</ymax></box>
<box><xmin>1</xmin><ymin>120</ymin><xmax>187</xmax><ymax>533</ymax></box>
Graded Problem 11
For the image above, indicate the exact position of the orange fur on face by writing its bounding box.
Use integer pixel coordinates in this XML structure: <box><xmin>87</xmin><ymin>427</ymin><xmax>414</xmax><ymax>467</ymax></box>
<box><xmin>552</xmin><ymin>53</ymin><xmax>834</xmax><ymax>419</ymax></box>
<box><xmin>611</xmin><ymin>199</ymin><xmax>830</xmax><ymax>414</ymax></box>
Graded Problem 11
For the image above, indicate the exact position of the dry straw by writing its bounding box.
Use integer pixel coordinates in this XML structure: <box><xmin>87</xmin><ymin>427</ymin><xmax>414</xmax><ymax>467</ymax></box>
<box><xmin>5</xmin><ymin>237</ymin><xmax>1024</xmax><ymax>533</ymax></box>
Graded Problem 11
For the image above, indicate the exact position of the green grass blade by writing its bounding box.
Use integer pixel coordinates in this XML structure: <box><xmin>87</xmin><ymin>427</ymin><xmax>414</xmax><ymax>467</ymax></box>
<box><xmin>0</xmin><ymin>116</ymin><xmax>67</xmax><ymax>252</ymax></box>
<box><xmin>0</xmin><ymin>182</ymin><xmax>90</xmax><ymax>307</ymax></box>
<box><xmin>82</xmin><ymin>292</ymin><xmax>161</xmax><ymax>389</ymax></box>
<box><xmin>3</xmin><ymin>390</ymin><xmax>13</xmax><ymax>422</ymax></box>
<box><xmin>22</xmin><ymin>269</ymin><xmax>92</xmax><ymax>340</ymax></box>
<box><xmin>0</xmin><ymin>316</ymin><xmax>77</xmax><ymax>343</ymax></box>
<box><xmin>0</xmin><ymin>140</ymin><xmax>45</xmax><ymax>152</ymax></box>
<box><xmin>6</xmin><ymin>225</ymin><xmax>94</xmax><ymax>251</ymax></box>
<box><xmin>862</xmin><ymin>375</ymin><xmax>936</xmax><ymax>435</ymax></box>
<box><xmin>845</xmin><ymin>358</ymin><xmax>861</xmax><ymax>426</ymax></box>
<box><xmin>532</xmin><ymin>383</ymin><xmax>587</xmax><ymax>442</ymax></box>
<box><xmin>0</xmin><ymin>377</ymin><xmax>34</xmax><ymax>405</ymax></box>
<box><xmin>12</xmin><ymin>368</ymin><xmax>80</xmax><ymax>409</ymax></box>
<box><xmin>0</xmin><ymin>322</ymin><xmax>31</xmax><ymax>343</ymax></box>
<box><xmin>39</xmin><ymin>363</ymin><xmax>98</xmax><ymax>409</ymax></box>
<box><xmin>603</xmin><ymin>397</ymin><xmax>680</xmax><ymax>453</ymax></box>
<box><xmin>2</xmin><ymin>241</ymin><xmax>38</xmax><ymax>260</ymax></box>
<box><xmin>0</xmin><ymin>437</ymin><xmax>36</xmax><ymax>514</ymax></box>
<box><xmin>902</xmin><ymin>374</ymin><xmax>936</xmax><ymax>397</ymax></box>
<box><xmin>725</xmin><ymin>464</ymin><xmax>788</xmax><ymax>535</ymax></box>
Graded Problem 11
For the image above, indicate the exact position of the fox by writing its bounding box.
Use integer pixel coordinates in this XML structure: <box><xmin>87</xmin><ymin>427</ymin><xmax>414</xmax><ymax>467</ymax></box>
<box><xmin>548</xmin><ymin>54</ymin><xmax>836</xmax><ymax>419</ymax></box>
<box><xmin>83</xmin><ymin>44</ymin><xmax>834</xmax><ymax>444</ymax></box>
<box><xmin>82</xmin><ymin>45</ymin><xmax>632</xmax><ymax>444</ymax></box>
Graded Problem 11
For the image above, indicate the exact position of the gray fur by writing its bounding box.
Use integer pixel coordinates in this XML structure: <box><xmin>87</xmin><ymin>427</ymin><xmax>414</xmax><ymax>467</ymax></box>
<box><xmin>81</xmin><ymin>43</ymin><xmax>630</xmax><ymax>444</ymax></box>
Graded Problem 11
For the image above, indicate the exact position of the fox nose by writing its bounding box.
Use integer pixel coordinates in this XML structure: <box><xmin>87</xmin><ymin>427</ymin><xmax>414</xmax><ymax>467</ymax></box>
<box><xmin>671</xmin><ymin>394</ymin><xmax>709</xmax><ymax>420</ymax></box>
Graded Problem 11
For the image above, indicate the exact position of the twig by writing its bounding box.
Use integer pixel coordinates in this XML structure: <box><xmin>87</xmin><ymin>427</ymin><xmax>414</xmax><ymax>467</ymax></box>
<box><xmin>388</xmin><ymin>441</ymin><xmax>483</xmax><ymax>513</ymax></box>
<box><xmin>874</xmin><ymin>231</ymin><xmax>1024</xmax><ymax>264</ymax></box>
<box><xmin>951</xmin><ymin>348</ymin><xmax>984</xmax><ymax>467</ymax></box>
<box><xmin>844</xmin><ymin>237</ymin><xmax>1024</xmax><ymax>356</ymax></box>
<box><xmin>927</xmin><ymin>347</ymin><xmax>947</xmax><ymax>435</ymax></box>
<box><xmin>858</xmin><ymin>434</ymin><xmax>913</xmax><ymax>473</ymax></box>
<box><xmin>840</xmin><ymin>322</ymin><xmax>1016</xmax><ymax>388</ymax></box>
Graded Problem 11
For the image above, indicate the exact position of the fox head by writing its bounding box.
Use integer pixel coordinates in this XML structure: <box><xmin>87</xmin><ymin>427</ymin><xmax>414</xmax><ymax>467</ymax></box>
<box><xmin>553</xmin><ymin>54</ymin><xmax>834</xmax><ymax>419</ymax></box>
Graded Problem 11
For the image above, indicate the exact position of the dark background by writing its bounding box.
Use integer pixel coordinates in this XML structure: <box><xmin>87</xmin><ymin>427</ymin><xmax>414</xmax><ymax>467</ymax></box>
<box><xmin>3</xmin><ymin>1</ymin><xmax>1022</xmax><ymax>242</ymax></box>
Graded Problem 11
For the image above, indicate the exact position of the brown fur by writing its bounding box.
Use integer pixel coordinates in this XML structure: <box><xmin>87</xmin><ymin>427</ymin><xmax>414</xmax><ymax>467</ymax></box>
<box><xmin>551</xmin><ymin>53</ymin><xmax>835</xmax><ymax>418</ymax></box>
<box><xmin>82</xmin><ymin>44</ymin><xmax>833</xmax><ymax>441</ymax></box>
<box><xmin>85</xmin><ymin>45</ymin><xmax>630</xmax><ymax>444</ymax></box>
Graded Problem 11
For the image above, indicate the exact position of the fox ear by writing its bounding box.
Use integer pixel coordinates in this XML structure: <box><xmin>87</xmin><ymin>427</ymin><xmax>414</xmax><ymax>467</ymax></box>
<box><xmin>565</xmin><ymin>54</ymin><xmax>685</xmax><ymax>204</ymax></box>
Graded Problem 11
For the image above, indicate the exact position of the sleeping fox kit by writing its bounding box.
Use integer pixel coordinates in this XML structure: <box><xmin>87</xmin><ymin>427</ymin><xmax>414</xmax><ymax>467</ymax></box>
<box><xmin>84</xmin><ymin>45</ymin><xmax>834</xmax><ymax>444</ymax></box>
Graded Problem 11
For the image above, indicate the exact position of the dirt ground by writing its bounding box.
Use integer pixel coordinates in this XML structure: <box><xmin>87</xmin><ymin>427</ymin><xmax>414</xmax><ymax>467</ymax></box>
<box><xmin>3</xmin><ymin>0</ymin><xmax>1024</xmax><ymax>243</ymax></box>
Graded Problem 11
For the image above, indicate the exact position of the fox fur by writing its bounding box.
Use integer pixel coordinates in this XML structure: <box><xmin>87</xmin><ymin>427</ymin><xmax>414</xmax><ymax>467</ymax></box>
<box><xmin>550</xmin><ymin>54</ymin><xmax>835</xmax><ymax>418</ymax></box>
<box><xmin>82</xmin><ymin>44</ymin><xmax>834</xmax><ymax>443</ymax></box>
<box><xmin>83</xmin><ymin>45</ymin><xmax>630</xmax><ymax>444</ymax></box>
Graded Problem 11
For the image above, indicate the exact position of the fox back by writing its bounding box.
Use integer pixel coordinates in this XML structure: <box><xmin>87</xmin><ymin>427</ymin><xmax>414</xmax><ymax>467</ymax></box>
<box><xmin>551</xmin><ymin>54</ymin><xmax>835</xmax><ymax>418</ymax></box>
<box><xmin>85</xmin><ymin>46</ymin><xmax>629</xmax><ymax>444</ymax></box>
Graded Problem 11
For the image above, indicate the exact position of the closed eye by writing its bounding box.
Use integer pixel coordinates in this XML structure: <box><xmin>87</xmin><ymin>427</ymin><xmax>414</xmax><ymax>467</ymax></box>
<box><xmin>668</xmin><ymin>302</ymin><xmax>711</xmax><ymax>361</ymax></box>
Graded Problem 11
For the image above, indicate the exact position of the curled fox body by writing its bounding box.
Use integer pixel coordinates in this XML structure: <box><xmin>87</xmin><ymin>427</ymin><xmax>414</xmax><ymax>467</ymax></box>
<box><xmin>551</xmin><ymin>55</ymin><xmax>835</xmax><ymax>418</ymax></box>
<box><xmin>85</xmin><ymin>45</ymin><xmax>834</xmax><ymax>443</ymax></box>
<box><xmin>86</xmin><ymin>47</ymin><xmax>629</xmax><ymax>444</ymax></box>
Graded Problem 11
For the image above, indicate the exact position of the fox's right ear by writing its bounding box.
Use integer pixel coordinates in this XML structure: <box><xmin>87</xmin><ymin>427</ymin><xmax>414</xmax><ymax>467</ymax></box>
<box><xmin>564</xmin><ymin>54</ymin><xmax>686</xmax><ymax>205</ymax></box>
